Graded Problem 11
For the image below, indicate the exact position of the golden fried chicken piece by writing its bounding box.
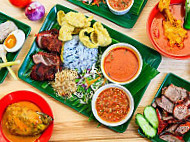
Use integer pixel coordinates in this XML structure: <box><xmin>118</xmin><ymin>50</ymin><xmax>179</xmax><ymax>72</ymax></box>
<box><xmin>4</xmin><ymin>103</ymin><xmax>53</xmax><ymax>136</ymax></box>
<box><xmin>158</xmin><ymin>0</ymin><xmax>188</xmax><ymax>48</ymax></box>
<box><xmin>163</xmin><ymin>20</ymin><xmax>188</xmax><ymax>47</ymax></box>
<box><xmin>159</xmin><ymin>0</ymin><xmax>176</xmax><ymax>24</ymax></box>
<box><xmin>158</xmin><ymin>0</ymin><xmax>170</xmax><ymax>12</ymax></box>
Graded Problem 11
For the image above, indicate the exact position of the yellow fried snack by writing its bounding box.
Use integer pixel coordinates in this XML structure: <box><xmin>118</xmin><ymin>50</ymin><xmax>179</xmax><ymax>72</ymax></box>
<box><xmin>60</xmin><ymin>43</ymin><xmax>64</xmax><ymax>62</ymax></box>
<box><xmin>84</xmin><ymin>16</ymin><xmax>93</xmax><ymax>28</ymax></box>
<box><xmin>90</xmin><ymin>32</ymin><xmax>98</xmax><ymax>44</ymax></box>
<box><xmin>57</xmin><ymin>10</ymin><xmax>112</xmax><ymax>48</ymax></box>
<box><xmin>65</xmin><ymin>12</ymin><xmax>93</xmax><ymax>28</ymax></box>
<box><xmin>58</xmin><ymin>22</ymin><xmax>75</xmax><ymax>41</ymax></box>
<box><xmin>57</xmin><ymin>10</ymin><xmax>66</xmax><ymax>26</ymax></box>
<box><xmin>79</xmin><ymin>27</ymin><xmax>99</xmax><ymax>48</ymax></box>
<box><xmin>93</xmin><ymin>22</ymin><xmax>112</xmax><ymax>47</ymax></box>
<box><xmin>72</xmin><ymin>28</ymin><xmax>82</xmax><ymax>35</ymax></box>
<box><xmin>72</xmin><ymin>16</ymin><xmax>93</xmax><ymax>34</ymax></box>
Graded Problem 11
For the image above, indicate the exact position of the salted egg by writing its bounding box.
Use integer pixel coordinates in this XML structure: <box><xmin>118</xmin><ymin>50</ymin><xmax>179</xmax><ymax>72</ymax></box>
<box><xmin>4</xmin><ymin>29</ymin><xmax>25</xmax><ymax>52</ymax></box>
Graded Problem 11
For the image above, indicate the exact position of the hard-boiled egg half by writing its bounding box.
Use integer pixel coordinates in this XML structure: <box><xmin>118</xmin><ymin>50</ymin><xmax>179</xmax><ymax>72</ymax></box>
<box><xmin>3</xmin><ymin>29</ymin><xmax>25</xmax><ymax>52</ymax></box>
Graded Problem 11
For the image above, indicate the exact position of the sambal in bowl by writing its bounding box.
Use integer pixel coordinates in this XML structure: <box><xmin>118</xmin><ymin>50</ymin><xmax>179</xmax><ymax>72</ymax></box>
<box><xmin>91</xmin><ymin>84</ymin><xmax>134</xmax><ymax>127</ymax></box>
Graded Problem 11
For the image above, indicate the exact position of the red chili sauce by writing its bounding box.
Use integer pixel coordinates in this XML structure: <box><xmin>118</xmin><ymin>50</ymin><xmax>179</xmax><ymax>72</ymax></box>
<box><xmin>96</xmin><ymin>87</ymin><xmax>130</xmax><ymax>123</ymax></box>
<box><xmin>109</xmin><ymin>0</ymin><xmax>132</xmax><ymax>11</ymax></box>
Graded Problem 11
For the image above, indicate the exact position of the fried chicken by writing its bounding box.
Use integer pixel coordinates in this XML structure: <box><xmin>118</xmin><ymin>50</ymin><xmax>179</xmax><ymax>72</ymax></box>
<box><xmin>158</xmin><ymin>0</ymin><xmax>188</xmax><ymax>48</ymax></box>
<box><xmin>4</xmin><ymin>103</ymin><xmax>53</xmax><ymax>136</ymax></box>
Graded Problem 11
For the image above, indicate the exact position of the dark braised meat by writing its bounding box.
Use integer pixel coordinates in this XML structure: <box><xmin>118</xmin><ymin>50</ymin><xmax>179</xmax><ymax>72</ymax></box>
<box><xmin>32</xmin><ymin>52</ymin><xmax>61</xmax><ymax>66</ymax></box>
<box><xmin>156</xmin><ymin>108</ymin><xmax>169</xmax><ymax>135</ymax></box>
<box><xmin>164</xmin><ymin>124</ymin><xmax>179</xmax><ymax>135</ymax></box>
<box><xmin>184</xmin><ymin>100</ymin><xmax>190</xmax><ymax>107</ymax></box>
<box><xmin>160</xmin><ymin>134</ymin><xmax>184</xmax><ymax>142</ymax></box>
<box><xmin>152</xmin><ymin>102</ymin><xmax>157</xmax><ymax>108</ymax></box>
<box><xmin>173</xmin><ymin>104</ymin><xmax>189</xmax><ymax>120</ymax></box>
<box><xmin>156</xmin><ymin>96</ymin><xmax>174</xmax><ymax>113</ymax></box>
<box><xmin>31</xmin><ymin>51</ymin><xmax>62</xmax><ymax>81</ymax></box>
<box><xmin>158</xmin><ymin>120</ymin><xmax>168</xmax><ymax>135</ymax></box>
<box><xmin>163</xmin><ymin>115</ymin><xmax>174</xmax><ymax>121</ymax></box>
<box><xmin>175</xmin><ymin>122</ymin><xmax>190</xmax><ymax>135</ymax></box>
<box><xmin>36</xmin><ymin>29</ymin><xmax>62</xmax><ymax>54</ymax></box>
<box><xmin>153</xmin><ymin>84</ymin><xmax>190</xmax><ymax>142</ymax></box>
<box><xmin>162</xmin><ymin>84</ymin><xmax>188</xmax><ymax>104</ymax></box>
<box><xmin>30</xmin><ymin>63</ymin><xmax>61</xmax><ymax>81</ymax></box>
<box><xmin>161</xmin><ymin>110</ymin><xmax>177</xmax><ymax>122</ymax></box>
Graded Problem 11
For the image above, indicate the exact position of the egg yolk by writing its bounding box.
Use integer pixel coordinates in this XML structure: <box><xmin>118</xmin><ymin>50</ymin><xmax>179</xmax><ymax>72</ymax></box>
<box><xmin>4</xmin><ymin>34</ymin><xmax>17</xmax><ymax>49</ymax></box>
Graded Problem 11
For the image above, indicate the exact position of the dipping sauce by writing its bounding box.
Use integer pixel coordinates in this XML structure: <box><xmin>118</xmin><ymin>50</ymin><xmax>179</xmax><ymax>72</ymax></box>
<box><xmin>1</xmin><ymin>101</ymin><xmax>41</xmax><ymax>142</ymax></box>
<box><xmin>103</xmin><ymin>46</ymin><xmax>139</xmax><ymax>83</ymax></box>
<box><xmin>96</xmin><ymin>87</ymin><xmax>130</xmax><ymax>123</ymax></box>
<box><xmin>108</xmin><ymin>0</ymin><xmax>132</xmax><ymax>11</ymax></box>
<box><xmin>151</xmin><ymin>4</ymin><xmax>190</xmax><ymax>57</ymax></box>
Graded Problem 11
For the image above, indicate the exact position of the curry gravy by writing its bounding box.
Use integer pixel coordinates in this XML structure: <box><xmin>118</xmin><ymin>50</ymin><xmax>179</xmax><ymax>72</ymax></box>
<box><xmin>104</xmin><ymin>46</ymin><xmax>139</xmax><ymax>82</ymax></box>
<box><xmin>1</xmin><ymin>101</ymin><xmax>41</xmax><ymax>142</ymax></box>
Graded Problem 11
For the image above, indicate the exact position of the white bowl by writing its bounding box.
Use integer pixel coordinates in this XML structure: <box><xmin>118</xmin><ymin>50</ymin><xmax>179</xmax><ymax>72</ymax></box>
<box><xmin>101</xmin><ymin>43</ymin><xmax>143</xmax><ymax>85</ymax></box>
<box><xmin>106</xmin><ymin>0</ymin><xmax>134</xmax><ymax>15</ymax></box>
<box><xmin>91</xmin><ymin>84</ymin><xmax>134</xmax><ymax>127</ymax></box>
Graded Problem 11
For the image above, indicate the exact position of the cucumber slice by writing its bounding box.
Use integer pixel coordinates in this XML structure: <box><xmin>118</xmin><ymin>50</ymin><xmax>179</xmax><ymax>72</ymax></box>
<box><xmin>144</xmin><ymin>106</ymin><xmax>158</xmax><ymax>129</ymax></box>
<box><xmin>136</xmin><ymin>114</ymin><xmax>157</xmax><ymax>138</ymax></box>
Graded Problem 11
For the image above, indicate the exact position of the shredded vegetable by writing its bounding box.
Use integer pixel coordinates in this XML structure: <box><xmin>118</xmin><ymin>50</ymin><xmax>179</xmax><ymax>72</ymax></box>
<box><xmin>0</xmin><ymin>60</ymin><xmax>20</xmax><ymax>68</ymax></box>
<box><xmin>80</xmin><ymin>0</ymin><xmax>105</xmax><ymax>6</ymax></box>
<box><xmin>73</xmin><ymin>63</ymin><xmax>107</xmax><ymax>104</ymax></box>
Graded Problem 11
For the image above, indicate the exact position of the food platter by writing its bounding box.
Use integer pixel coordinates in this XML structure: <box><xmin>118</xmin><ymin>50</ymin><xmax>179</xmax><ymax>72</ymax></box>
<box><xmin>147</xmin><ymin>0</ymin><xmax>190</xmax><ymax>59</ymax></box>
<box><xmin>1</xmin><ymin>0</ymin><xmax>190</xmax><ymax>141</ymax></box>
<box><xmin>138</xmin><ymin>73</ymin><xmax>190</xmax><ymax>142</ymax></box>
<box><xmin>18</xmin><ymin>4</ymin><xmax>162</xmax><ymax>133</ymax></box>
<box><xmin>0</xmin><ymin>12</ymin><xmax>31</xmax><ymax>83</ymax></box>
<box><xmin>67</xmin><ymin>0</ymin><xmax>148</xmax><ymax>28</ymax></box>
<box><xmin>0</xmin><ymin>90</ymin><xmax>54</xmax><ymax>142</ymax></box>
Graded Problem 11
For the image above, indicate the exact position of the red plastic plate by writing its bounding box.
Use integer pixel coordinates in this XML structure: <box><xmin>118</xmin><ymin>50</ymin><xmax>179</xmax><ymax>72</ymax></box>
<box><xmin>0</xmin><ymin>91</ymin><xmax>54</xmax><ymax>142</ymax></box>
<box><xmin>147</xmin><ymin>0</ymin><xmax>190</xmax><ymax>60</ymax></box>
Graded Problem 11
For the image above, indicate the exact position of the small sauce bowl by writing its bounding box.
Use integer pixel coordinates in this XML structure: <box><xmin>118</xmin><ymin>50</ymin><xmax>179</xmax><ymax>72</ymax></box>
<box><xmin>106</xmin><ymin>0</ymin><xmax>134</xmax><ymax>15</ymax></box>
<box><xmin>91</xmin><ymin>84</ymin><xmax>134</xmax><ymax>127</ymax></box>
<box><xmin>101</xmin><ymin>43</ymin><xmax>143</xmax><ymax>85</ymax></box>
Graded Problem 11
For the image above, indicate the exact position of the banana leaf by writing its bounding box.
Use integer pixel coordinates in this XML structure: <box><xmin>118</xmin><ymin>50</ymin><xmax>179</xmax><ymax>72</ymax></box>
<box><xmin>108</xmin><ymin>39</ymin><xmax>160</xmax><ymax>96</ymax></box>
<box><xmin>131</xmin><ymin>0</ymin><xmax>145</xmax><ymax>15</ymax></box>
<box><xmin>138</xmin><ymin>73</ymin><xmax>190</xmax><ymax>142</ymax></box>
<box><xmin>67</xmin><ymin>0</ymin><xmax>147</xmax><ymax>28</ymax></box>
<box><xmin>18</xmin><ymin>5</ymin><xmax>162</xmax><ymax>133</ymax></box>
<box><xmin>0</xmin><ymin>12</ymin><xmax>31</xmax><ymax>83</ymax></box>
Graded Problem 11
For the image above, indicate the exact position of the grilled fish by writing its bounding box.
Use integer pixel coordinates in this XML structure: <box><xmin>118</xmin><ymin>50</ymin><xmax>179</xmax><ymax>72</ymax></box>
<box><xmin>4</xmin><ymin>103</ymin><xmax>53</xmax><ymax>136</ymax></box>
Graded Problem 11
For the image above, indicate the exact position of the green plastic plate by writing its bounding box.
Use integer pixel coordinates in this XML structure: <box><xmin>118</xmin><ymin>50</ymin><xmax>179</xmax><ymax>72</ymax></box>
<box><xmin>138</xmin><ymin>73</ymin><xmax>190</xmax><ymax>142</ymax></box>
<box><xmin>18</xmin><ymin>4</ymin><xmax>162</xmax><ymax>133</ymax></box>
<box><xmin>0</xmin><ymin>12</ymin><xmax>31</xmax><ymax>84</ymax></box>
<box><xmin>67</xmin><ymin>0</ymin><xmax>148</xmax><ymax>28</ymax></box>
